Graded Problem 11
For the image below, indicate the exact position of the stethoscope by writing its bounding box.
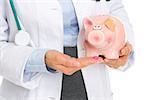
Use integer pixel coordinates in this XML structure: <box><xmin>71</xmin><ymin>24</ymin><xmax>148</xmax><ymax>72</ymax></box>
<box><xmin>9</xmin><ymin>0</ymin><xmax>110</xmax><ymax>46</ymax></box>
<box><xmin>9</xmin><ymin>0</ymin><xmax>35</xmax><ymax>47</ymax></box>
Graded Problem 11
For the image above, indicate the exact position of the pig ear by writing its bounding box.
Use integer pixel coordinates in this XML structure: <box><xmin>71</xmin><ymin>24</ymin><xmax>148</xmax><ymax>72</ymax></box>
<box><xmin>104</xmin><ymin>18</ymin><xmax>116</xmax><ymax>32</ymax></box>
<box><xmin>83</xmin><ymin>17</ymin><xmax>94</xmax><ymax>30</ymax></box>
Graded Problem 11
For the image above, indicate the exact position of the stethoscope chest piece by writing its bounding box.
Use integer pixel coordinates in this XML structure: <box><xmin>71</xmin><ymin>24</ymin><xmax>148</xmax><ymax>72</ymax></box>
<box><xmin>15</xmin><ymin>30</ymin><xmax>30</xmax><ymax>46</ymax></box>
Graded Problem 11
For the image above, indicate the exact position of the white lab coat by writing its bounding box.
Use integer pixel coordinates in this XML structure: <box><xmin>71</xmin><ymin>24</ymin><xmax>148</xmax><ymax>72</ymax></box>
<box><xmin>0</xmin><ymin>0</ymin><xmax>134</xmax><ymax>100</ymax></box>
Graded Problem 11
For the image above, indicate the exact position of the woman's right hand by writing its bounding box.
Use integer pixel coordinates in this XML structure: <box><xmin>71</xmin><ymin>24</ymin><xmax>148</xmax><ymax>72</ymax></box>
<box><xmin>45</xmin><ymin>50</ymin><xmax>103</xmax><ymax>75</ymax></box>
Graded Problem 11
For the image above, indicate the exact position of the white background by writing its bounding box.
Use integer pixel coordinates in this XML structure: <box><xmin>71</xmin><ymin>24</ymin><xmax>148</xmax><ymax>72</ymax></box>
<box><xmin>109</xmin><ymin>0</ymin><xmax>150</xmax><ymax>100</ymax></box>
<box><xmin>0</xmin><ymin>0</ymin><xmax>150</xmax><ymax>100</ymax></box>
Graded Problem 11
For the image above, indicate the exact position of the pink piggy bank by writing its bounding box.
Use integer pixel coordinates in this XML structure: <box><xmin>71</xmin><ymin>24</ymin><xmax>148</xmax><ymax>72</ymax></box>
<box><xmin>81</xmin><ymin>16</ymin><xmax>126</xmax><ymax>59</ymax></box>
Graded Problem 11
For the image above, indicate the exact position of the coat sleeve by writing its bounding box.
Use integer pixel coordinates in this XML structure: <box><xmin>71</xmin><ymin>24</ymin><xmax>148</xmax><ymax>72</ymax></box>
<box><xmin>0</xmin><ymin>0</ymin><xmax>41</xmax><ymax>90</ymax></box>
<box><xmin>108</xmin><ymin>0</ymin><xmax>135</xmax><ymax>71</ymax></box>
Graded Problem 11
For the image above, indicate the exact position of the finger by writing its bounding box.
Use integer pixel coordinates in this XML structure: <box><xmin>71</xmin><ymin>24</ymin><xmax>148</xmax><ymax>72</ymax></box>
<box><xmin>116</xmin><ymin>55</ymin><xmax>128</xmax><ymax>67</ymax></box>
<box><xmin>56</xmin><ymin>65</ymin><xmax>79</xmax><ymax>75</ymax></box>
<box><xmin>61</xmin><ymin>53</ymin><xmax>80</xmax><ymax>67</ymax></box>
<box><xmin>120</xmin><ymin>43</ymin><xmax>132</xmax><ymax>56</ymax></box>
<box><xmin>119</xmin><ymin>55</ymin><xmax>128</xmax><ymax>62</ymax></box>
<box><xmin>126</xmin><ymin>41</ymin><xmax>133</xmax><ymax>50</ymax></box>
<box><xmin>104</xmin><ymin>58</ymin><xmax>117</xmax><ymax>65</ymax></box>
<box><xmin>104</xmin><ymin>55</ymin><xmax>127</xmax><ymax>64</ymax></box>
<box><xmin>120</xmin><ymin>47</ymin><xmax>129</xmax><ymax>56</ymax></box>
<box><xmin>104</xmin><ymin>55</ymin><xmax>128</xmax><ymax>68</ymax></box>
<box><xmin>62</xmin><ymin>53</ymin><xmax>71</xmax><ymax>59</ymax></box>
<box><xmin>63</xmin><ymin>58</ymin><xmax>80</xmax><ymax>68</ymax></box>
<box><xmin>56</xmin><ymin>54</ymin><xmax>80</xmax><ymax>68</ymax></box>
<box><xmin>77</xmin><ymin>56</ymin><xmax>103</xmax><ymax>68</ymax></box>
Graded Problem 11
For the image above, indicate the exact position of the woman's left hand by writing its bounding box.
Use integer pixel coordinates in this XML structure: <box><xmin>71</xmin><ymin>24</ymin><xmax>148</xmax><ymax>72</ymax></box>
<box><xmin>103</xmin><ymin>42</ymin><xmax>133</xmax><ymax>69</ymax></box>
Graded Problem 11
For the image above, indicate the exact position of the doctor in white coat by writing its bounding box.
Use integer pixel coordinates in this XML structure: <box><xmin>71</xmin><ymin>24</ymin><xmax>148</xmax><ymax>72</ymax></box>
<box><xmin>0</xmin><ymin>0</ymin><xmax>134</xmax><ymax>100</ymax></box>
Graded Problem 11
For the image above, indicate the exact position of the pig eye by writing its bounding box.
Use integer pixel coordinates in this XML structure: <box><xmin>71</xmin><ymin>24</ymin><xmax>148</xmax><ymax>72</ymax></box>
<box><xmin>93</xmin><ymin>25</ymin><xmax>102</xmax><ymax>30</ymax></box>
<box><xmin>97</xmin><ymin>25</ymin><xmax>102</xmax><ymax>30</ymax></box>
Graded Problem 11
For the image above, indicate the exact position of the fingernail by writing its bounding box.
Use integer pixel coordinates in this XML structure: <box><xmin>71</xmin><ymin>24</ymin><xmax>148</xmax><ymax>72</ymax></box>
<box><xmin>92</xmin><ymin>56</ymin><xmax>99</xmax><ymax>60</ymax></box>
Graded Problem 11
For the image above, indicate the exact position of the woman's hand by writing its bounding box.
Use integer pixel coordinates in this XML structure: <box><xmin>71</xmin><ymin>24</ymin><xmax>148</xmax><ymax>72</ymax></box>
<box><xmin>45</xmin><ymin>50</ymin><xmax>103</xmax><ymax>75</ymax></box>
<box><xmin>103</xmin><ymin>42</ymin><xmax>133</xmax><ymax>69</ymax></box>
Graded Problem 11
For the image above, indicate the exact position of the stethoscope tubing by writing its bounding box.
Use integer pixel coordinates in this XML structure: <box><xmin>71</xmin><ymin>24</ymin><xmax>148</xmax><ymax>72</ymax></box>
<box><xmin>9</xmin><ymin>0</ymin><xmax>22</xmax><ymax>30</ymax></box>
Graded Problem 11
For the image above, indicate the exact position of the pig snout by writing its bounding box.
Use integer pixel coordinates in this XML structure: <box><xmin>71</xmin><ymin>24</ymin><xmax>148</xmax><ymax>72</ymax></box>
<box><xmin>87</xmin><ymin>30</ymin><xmax>104</xmax><ymax>47</ymax></box>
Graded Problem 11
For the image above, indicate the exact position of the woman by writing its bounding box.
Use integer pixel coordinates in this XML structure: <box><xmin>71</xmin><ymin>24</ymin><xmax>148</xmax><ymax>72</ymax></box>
<box><xmin>0</xmin><ymin>0</ymin><xmax>134</xmax><ymax>100</ymax></box>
